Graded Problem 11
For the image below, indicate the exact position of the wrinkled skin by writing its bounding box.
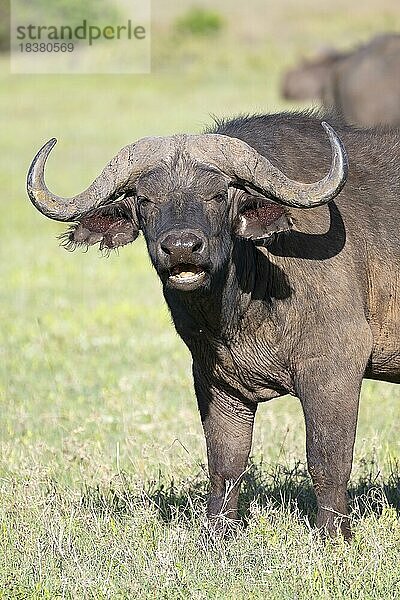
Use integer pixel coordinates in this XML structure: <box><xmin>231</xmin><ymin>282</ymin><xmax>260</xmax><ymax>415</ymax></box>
<box><xmin>135</xmin><ymin>161</ymin><xmax>232</xmax><ymax>292</ymax></box>
<box><xmin>39</xmin><ymin>112</ymin><xmax>400</xmax><ymax>539</ymax></box>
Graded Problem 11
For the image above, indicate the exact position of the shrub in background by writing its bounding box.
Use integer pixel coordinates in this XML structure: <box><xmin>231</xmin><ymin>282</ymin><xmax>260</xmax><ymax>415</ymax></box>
<box><xmin>0</xmin><ymin>0</ymin><xmax>9</xmax><ymax>51</ymax></box>
<box><xmin>174</xmin><ymin>6</ymin><xmax>224</xmax><ymax>37</ymax></box>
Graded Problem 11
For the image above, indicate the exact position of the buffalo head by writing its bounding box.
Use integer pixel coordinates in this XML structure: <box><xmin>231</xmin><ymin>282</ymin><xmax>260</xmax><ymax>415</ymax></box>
<box><xmin>27</xmin><ymin>124</ymin><xmax>347</xmax><ymax>292</ymax></box>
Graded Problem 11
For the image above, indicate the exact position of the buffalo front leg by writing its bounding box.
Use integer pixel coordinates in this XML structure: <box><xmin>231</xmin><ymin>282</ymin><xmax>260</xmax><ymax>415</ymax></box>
<box><xmin>295</xmin><ymin>361</ymin><xmax>366</xmax><ymax>539</ymax></box>
<box><xmin>193</xmin><ymin>370</ymin><xmax>257</xmax><ymax>527</ymax></box>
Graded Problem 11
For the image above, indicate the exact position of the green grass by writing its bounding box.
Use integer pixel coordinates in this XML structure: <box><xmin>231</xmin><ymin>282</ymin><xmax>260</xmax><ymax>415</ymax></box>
<box><xmin>1</xmin><ymin>0</ymin><xmax>400</xmax><ymax>597</ymax></box>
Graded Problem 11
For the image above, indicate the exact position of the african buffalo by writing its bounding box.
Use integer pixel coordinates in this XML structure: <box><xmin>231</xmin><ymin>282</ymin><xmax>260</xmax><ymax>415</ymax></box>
<box><xmin>281</xmin><ymin>47</ymin><xmax>349</xmax><ymax>102</ymax></box>
<box><xmin>27</xmin><ymin>112</ymin><xmax>400</xmax><ymax>538</ymax></box>
<box><xmin>282</xmin><ymin>34</ymin><xmax>400</xmax><ymax>127</ymax></box>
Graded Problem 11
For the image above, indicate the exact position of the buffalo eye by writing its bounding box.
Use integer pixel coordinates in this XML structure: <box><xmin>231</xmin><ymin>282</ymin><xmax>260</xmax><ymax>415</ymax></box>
<box><xmin>208</xmin><ymin>191</ymin><xmax>227</xmax><ymax>202</ymax></box>
<box><xmin>137</xmin><ymin>196</ymin><xmax>154</xmax><ymax>220</ymax></box>
<box><xmin>137</xmin><ymin>196</ymin><xmax>151</xmax><ymax>206</ymax></box>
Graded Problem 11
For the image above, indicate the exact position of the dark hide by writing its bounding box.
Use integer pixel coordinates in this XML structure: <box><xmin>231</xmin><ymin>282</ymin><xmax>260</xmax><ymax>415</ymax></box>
<box><xmin>60</xmin><ymin>111</ymin><xmax>400</xmax><ymax>539</ymax></box>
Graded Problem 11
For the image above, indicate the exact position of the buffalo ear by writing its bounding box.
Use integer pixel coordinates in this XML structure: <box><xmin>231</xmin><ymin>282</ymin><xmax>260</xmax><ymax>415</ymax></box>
<box><xmin>234</xmin><ymin>198</ymin><xmax>293</xmax><ymax>241</ymax></box>
<box><xmin>59</xmin><ymin>198</ymin><xmax>140</xmax><ymax>253</ymax></box>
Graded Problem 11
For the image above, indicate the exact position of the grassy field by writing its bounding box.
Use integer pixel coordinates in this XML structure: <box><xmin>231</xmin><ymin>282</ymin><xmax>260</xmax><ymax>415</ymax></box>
<box><xmin>1</xmin><ymin>0</ymin><xmax>400</xmax><ymax>597</ymax></box>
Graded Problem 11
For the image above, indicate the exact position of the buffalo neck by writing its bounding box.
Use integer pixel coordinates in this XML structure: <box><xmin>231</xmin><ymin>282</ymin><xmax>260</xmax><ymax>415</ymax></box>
<box><xmin>163</xmin><ymin>238</ymin><xmax>284</xmax><ymax>346</ymax></box>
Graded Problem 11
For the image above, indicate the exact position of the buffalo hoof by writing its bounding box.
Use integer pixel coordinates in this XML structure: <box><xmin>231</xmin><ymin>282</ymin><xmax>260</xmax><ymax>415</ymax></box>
<box><xmin>317</xmin><ymin>516</ymin><xmax>353</xmax><ymax>541</ymax></box>
<box><xmin>204</xmin><ymin>515</ymin><xmax>241</xmax><ymax>540</ymax></box>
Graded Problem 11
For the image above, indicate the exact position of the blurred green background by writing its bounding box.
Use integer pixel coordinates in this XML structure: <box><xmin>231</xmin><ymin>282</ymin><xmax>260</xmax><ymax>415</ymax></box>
<box><xmin>1</xmin><ymin>0</ymin><xmax>400</xmax><ymax>597</ymax></box>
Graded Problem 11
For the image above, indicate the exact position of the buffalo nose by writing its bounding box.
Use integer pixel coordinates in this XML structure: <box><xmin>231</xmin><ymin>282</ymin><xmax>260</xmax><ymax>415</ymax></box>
<box><xmin>159</xmin><ymin>230</ymin><xmax>205</xmax><ymax>260</ymax></box>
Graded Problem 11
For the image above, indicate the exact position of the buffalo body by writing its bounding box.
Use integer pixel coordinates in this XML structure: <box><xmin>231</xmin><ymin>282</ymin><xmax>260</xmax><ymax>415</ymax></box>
<box><xmin>27</xmin><ymin>112</ymin><xmax>400</xmax><ymax>538</ymax></box>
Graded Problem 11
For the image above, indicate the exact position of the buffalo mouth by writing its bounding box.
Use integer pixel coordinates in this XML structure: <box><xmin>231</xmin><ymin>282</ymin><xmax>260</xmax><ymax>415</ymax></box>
<box><xmin>168</xmin><ymin>264</ymin><xmax>207</xmax><ymax>289</ymax></box>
